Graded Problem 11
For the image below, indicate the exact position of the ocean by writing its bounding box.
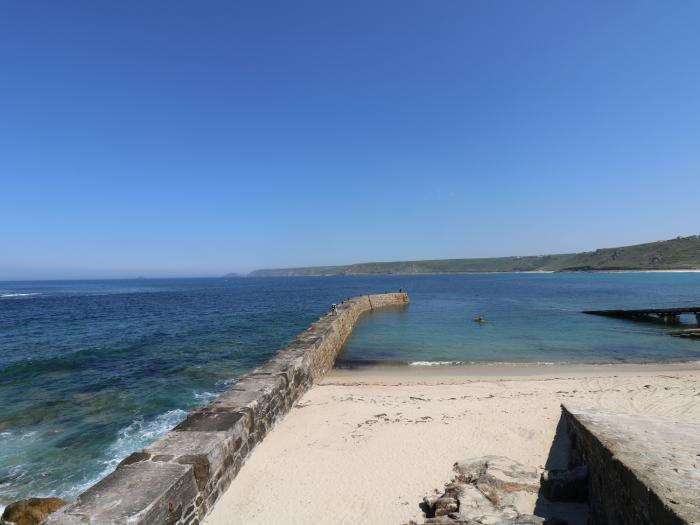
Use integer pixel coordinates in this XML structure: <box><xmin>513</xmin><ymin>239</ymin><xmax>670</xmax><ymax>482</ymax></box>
<box><xmin>1</xmin><ymin>273</ymin><xmax>699</xmax><ymax>507</ymax></box>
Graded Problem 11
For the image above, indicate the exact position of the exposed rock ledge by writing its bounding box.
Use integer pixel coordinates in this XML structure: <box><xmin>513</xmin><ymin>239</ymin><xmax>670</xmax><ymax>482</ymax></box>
<box><xmin>406</xmin><ymin>456</ymin><xmax>587</xmax><ymax>525</ymax></box>
<box><xmin>1</xmin><ymin>498</ymin><xmax>66</xmax><ymax>525</ymax></box>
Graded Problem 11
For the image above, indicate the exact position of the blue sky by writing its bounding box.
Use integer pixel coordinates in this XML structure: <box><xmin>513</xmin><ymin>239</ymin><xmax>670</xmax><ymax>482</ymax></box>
<box><xmin>2</xmin><ymin>1</ymin><xmax>699</xmax><ymax>279</ymax></box>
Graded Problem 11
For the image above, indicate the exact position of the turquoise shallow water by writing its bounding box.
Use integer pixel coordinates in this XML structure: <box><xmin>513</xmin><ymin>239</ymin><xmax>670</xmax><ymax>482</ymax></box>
<box><xmin>1</xmin><ymin>274</ymin><xmax>699</xmax><ymax>507</ymax></box>
<box><xmin>339</xmin><ymin>273</ymin><xmax>700</xmax><ymax>365</ymax></box>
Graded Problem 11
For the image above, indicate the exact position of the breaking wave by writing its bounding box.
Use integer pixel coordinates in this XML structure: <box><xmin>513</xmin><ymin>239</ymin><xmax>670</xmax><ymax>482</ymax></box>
<box><xmin>72</xmin><ymin>409</ymin><xmax>188</xmax><ymax>495</ymax></box>
<box><xmin>409</xmin><ymin>360</ymin><xmax>463</xmax><ymax>366</ymax></box>
<box><xmin>408</xmin><ymin>360</ymin><xmax>559</xmax><ymax>366</ymax></box>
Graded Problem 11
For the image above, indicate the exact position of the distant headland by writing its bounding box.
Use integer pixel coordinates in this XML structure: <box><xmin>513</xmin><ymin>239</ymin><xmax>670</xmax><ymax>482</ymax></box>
<box><xmin>240</xmin><ymin>235</ymin><xmax>700</xmax><ymax>276</ymax></box>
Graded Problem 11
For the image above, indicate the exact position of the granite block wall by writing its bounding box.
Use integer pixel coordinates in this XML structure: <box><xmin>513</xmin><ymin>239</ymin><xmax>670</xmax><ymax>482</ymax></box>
<box><xmin>45</xmin><ymin>292</ymin><xmax>409</xmax><ymax>525</ymax></box>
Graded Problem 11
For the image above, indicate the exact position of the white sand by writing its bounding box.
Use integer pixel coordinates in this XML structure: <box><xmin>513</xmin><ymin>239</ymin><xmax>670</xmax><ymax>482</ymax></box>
<box><xmin>205</xmin><ymin>363</ymin><xmax>700</xmax><ymax>525</ymax></box>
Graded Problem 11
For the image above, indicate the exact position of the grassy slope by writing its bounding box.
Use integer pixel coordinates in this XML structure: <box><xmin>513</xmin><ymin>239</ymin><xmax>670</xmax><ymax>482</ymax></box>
<box><xmin>248</xmin><ymin>235</ymin><xmax>700</xmax><ymax>276</ymax></box>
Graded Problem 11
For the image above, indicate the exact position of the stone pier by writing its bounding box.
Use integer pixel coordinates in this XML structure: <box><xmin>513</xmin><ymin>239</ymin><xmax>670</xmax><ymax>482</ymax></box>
<box><xmin>583</xmin><ymin>306</ymin><xmax>700</xmax><ymax>326</ymax></box>
<box><xmin>562</xmin><ymin>405</ymin><xmax>700</xmax><ymax>525</ymax></box>
<box><xmin>44</xmin><ymin>292</ymin><xmax>409</xmax><ymax>525</ymax></box>
<box><xmin>661</xmin><ymin>313</ymin><xmax>681</xmax><ymax>324</ymax></box>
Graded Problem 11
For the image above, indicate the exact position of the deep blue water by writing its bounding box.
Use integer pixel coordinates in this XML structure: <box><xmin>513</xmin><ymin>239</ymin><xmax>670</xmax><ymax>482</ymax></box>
<box><xmin>1</xmin><ymin>274</ymin><xmax>699</xmax><ymax>507</ymax></box>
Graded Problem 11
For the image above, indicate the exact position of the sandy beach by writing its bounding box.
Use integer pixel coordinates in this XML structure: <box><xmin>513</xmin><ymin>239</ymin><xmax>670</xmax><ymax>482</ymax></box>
<box><xmin>204</xmin><ymin>362</ymin><xmax>700</xmax><ymax>525</ymax></box>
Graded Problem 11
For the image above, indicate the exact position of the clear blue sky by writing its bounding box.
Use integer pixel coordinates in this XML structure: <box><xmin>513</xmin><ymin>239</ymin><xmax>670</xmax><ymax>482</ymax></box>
<box><xmin>2</xmin><ymin>1</ymin><xmax>699</xmax><ymax>279</ymax></box>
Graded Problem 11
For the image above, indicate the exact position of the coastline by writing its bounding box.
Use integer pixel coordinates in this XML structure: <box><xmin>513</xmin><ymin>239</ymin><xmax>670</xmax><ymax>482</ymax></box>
<box><xmin>246</xmin><ymin>269</ymin><xmax>700</xmax><ymax>277</ymax></box>
<box><xmin>204</xmin><ymin>361</ymin><xmax>700</xmax><ymax>525</ymax></box>
<box><xmin>331</xmin><ymin>359</ymin><xmax>700</xmax><ymax>380</ymax></box>
<box><xmin>41</xmin><ymin>293</ymin><xmax>410</xmax><ymax>525</ymax></box>
<box><xmin>5</xmin><ymin>277</ymin><xmax>699</xmax><ymax>523</ymax></box>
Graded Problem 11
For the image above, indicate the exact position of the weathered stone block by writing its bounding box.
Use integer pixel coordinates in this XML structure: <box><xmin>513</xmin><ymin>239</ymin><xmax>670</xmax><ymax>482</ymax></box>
<box><xmin>174</xmin><ymin>407</ymin><xmax>248</xmax><ymax>436</ymax></box>
<box><xmin>45</xmin><ymin>462</ymin><xmax>198</xmax><ymax>525</ymax></box>
<box><xmin>215</xmin><ymin>373</ymin><xmax>287</xmax><ymax>407</ymax></box>
<box><xmin>255</xmin><ymin>359</ymin><xmax>295</xmax><ymax>384</ymax></box>
<box><xmin>144</xmin><ymin>431</ymin><xmax>235</xmax><ymax>491</ymax></box>
<box><xmin>211</xmin><ymin>388</ymin><xmax>264</xmax><ymax>410</ymax></box>
<box><xmin>1</xmin><ymin>497</ymin><xmax>66</xmax><ymax>525</ymax></box>
<box><xmin>563</xmin><ymin>404</ymin><xmax>699</xmax><ymax>525</ymax></box>
<box><xmin>118</xmin><ymin>451</ymin><xmax>151</xmax><ymax>468</ymax></box>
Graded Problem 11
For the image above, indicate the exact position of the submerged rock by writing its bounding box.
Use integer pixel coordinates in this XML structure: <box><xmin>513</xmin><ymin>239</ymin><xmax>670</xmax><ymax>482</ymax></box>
<box><xmin>1</xmin><ymin>498</ymin><xmax>66</xmax><ymax>525</ymax></box>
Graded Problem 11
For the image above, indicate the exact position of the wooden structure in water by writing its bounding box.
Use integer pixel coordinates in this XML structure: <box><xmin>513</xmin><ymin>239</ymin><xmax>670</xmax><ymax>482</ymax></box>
<box><xmin>583</xmin><ymin>306</ymin><xmax>700</xmax><ymax>325</ymax></box>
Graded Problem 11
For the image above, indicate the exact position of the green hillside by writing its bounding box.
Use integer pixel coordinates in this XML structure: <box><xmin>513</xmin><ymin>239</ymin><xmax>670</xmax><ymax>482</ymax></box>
<box><xmin>247</xmin><ymin>235</ymin><xmax>700</xmax><ymax>276</ymax></box>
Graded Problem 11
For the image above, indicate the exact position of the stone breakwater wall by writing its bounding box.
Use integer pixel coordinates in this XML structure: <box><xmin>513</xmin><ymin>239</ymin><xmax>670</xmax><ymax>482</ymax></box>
<box><xmin>45</xmin><ymin>292</ymin><xmax>409</xmax><ymax>525</ymax></box>
<box><xmin>562</xmin><ymin>404</ymin><xmax>699</xmax><ymax>525</ymax></box>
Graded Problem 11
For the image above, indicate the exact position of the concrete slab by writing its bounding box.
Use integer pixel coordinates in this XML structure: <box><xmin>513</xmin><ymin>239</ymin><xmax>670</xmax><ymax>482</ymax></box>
<box><xmin>563</xmin><ymin>405</ymin><xmax>700</xmax><ymax>525</ymax></box>
<box><xmin>174</xmin><ymin>407</ymin><xmax>247</xmax><ymax>434</ymax></box>
<box><xmin>45</xmin><ymin>461</ymin><xmax>198</xmax><ymax>525</ymax></box>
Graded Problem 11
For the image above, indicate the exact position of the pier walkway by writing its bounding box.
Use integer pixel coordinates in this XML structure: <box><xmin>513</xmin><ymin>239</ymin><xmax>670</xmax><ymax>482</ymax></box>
<box><xmin>583</xmin><ymin>306</ymin><xmax>700</xmax><ymax>325</ymax></box>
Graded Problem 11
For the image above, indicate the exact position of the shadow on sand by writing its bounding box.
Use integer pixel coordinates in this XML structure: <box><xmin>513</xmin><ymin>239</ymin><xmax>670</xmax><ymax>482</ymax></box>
<box><xmin>533</xmin><ymin>412</ymin><xmax>589</xmax><ymax>525</ymax></box>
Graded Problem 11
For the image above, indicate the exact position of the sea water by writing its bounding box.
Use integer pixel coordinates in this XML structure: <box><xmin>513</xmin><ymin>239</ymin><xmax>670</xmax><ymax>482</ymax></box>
<box><xmin>1</xmin><ymin>273</ymin><xmax>699</xmax><ymax>506</ymax></box>
<box><xmin>340</xmin><ymin>272</ymin><xmax>700</xmax><ymax>365</ymax></box>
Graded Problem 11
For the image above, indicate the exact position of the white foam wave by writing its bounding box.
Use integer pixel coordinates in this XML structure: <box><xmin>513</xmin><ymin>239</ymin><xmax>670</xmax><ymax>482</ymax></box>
<box><xmin>106</xmin><ymin>409</ymin><xmax>187</xmax><ymax>462</ymax></box>
<box><xmin>215</xmin><ymin>378</ymin><xmax>238</xmax><ymax>388</ymax></box>
<box><xmin>409</xmin><ymin>361</ymin><xmax>462</xmax><ymax>366</ymax></box>
<box><xmin>193</xmin><ymin>390</ymin><xmax>218</xmax><ymax>404</ymax></box>
<box><xmin>408</xmin><ymin>360</ymin><xmax>559</xmax><ymax>367</ymax></box>
<box><xmin>73</xmin><ymin>409</ymin><xmax>187</xmax><ymax>495</ymax></box>
<box><xmin>0</xmin><ymin>292</ymin><xmax>41</xmax><ymax>298</ymax></box>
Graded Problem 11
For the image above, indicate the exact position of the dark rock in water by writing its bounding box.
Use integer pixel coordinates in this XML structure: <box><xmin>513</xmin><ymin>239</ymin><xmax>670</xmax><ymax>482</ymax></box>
<box><xmin>1</xmin><ymin>498</ymin><xmax>66</xmax><ymax>525</ymax></box>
